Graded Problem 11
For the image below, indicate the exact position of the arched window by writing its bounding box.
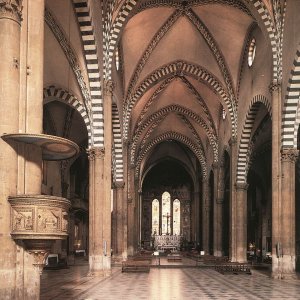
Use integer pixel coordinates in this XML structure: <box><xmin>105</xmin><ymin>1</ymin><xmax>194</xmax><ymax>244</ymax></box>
<box><xmin>173</xmin><ymin>199</ymin><xmax>180</xmax><ymax>235</ymax></box>
<box><xmin>152</xmin><ymin>199</ymin><xmax>159</xmax><ymax>235</ymax></box>
<box><xmin>162</xmin><ymin>192</ymin><xmax>171</xmax><ymax>235</ymax></box>
<box><xmin>151</xmin><ymin>192</ymin><xmax>181</xmax><ymax>236</ymax></box>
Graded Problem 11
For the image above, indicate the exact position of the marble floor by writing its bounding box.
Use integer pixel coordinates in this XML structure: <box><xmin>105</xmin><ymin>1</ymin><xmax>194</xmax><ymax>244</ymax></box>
<box><xmin>40</xmin><ymin>258</ymin><xmax>300</xmax><ymax>300</ymax></box>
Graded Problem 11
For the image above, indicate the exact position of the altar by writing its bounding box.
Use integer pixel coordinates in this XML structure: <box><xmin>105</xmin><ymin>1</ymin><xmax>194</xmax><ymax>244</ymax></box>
<box><xmin>154</xmin><ymin>235</ymin><xmax>182</xmax><ymax>251</ymax></box>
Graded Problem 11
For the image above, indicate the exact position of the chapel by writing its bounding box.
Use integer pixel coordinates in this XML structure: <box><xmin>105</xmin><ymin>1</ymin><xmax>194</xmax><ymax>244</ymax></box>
<box><xmin>1</xmin><ymin>0</ymin><xmax>300</xmax><ymax>299</ymax></box>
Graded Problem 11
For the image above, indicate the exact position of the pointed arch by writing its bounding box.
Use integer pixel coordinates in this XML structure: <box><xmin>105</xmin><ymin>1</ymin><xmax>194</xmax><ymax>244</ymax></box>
<box><xmin>112</xmin><ymin>103</ymin><xmax>124</xmax><ymax>183</ymax></box>
<box><xmin>282</xmin><ymin>46</ymin><xmax>300</xmax><ymax>148</ymax></box>
<box><xmin>106</xmin><ymin>0</ymin><xmax>280</xmax><ymax>85</ymax></box>
<box><xmin>123</xmin><ymin>60</ymin><xmax>236</xmax><ymax>139</ymax></box>
<box><xmin>236</xmin><ymin>95</ymin><xmax>272</xmax><ymax>183</ymax></box>
<box><xmin>73</xmin><ymin>0</ymin><xmax>104</xmax><ymax>147</ymax></box>
<box><xmin>130</xmin><ymin>104</ymin><xmax>217</xmax><ymax>164</ymax></box>
<box><xmin>43</xmin><ymin>86</ymin><xmax>92</xmax><ymax>147</ymax></box>
<box><xmin>136</xmin><ymin>131</ymin><xmax>207</xmax><ymax>179</ymax></box>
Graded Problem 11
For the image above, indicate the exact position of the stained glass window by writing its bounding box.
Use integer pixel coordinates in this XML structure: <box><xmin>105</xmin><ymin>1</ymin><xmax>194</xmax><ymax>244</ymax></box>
<box><xmin>173</xmin><ymin>199</ymin><xmax>180</xmax><ymax>235</ymax></box>
<box><xmin>152</xmin><ymin>199</ymin><xmax>159</xmax><ymax>235</ymax></box>
<box><xmin>162</xmin><ymin>192</ymin><xmax>171</xmax><ymax>235</ymax></box>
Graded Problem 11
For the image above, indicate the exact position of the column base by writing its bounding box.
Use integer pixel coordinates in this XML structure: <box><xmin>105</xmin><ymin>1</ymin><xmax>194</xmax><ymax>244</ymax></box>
<box><xmin>271</xmin><ymin>255</ymin><xmax>297</xmax><ymax>280</ymax></box>
<box><xmin>213</xmin><ymin>250</ymin><xmax>223</xmax><ymax>257</ymax></box>
<box><xmin>88</xmin><ymin>255</ymin><xmax>111</xmax><ymax>277</ymax></box>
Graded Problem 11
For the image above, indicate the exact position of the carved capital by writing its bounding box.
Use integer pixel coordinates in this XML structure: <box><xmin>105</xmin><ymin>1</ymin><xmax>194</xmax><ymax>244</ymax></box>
<box><xmin>28</xmin><ymin>250</ymin><xmax>49</xmax><ymax>274</ymax></box>
<box><xmin>229</xmin><ymin>137</ymin><xmax>237</xmax><ymax>146</ymax></box>
<box><xmin>104</xmin><ymin>80</ymin><xmax>114</xmax><ymax>96</ymax></box>
<box><xmin>113</xmin><ymin>181</ymin><xmax>125</xmax><ymax>189</ymax></box>
<box><xmin>269</xmin><ymin>81</ymin><xmax>281</xmax><ymax>94</ymax></box>
<box><xmin>281</xmin><ymin>148</ymin><xmax>299</xmax><ymax>163</ymax></box>
<box><xmin>235</xmin><ymin>182</ymin><xmax>249</xmax><ymax>191</ymax></box>
<box><xmin>87</xmin><ymin>147</ymin><xmax>105</xmax><ymax>161</ymax></box>
<box><xmin>212</xmin><ymin>162</ymin><xmax>219</xmax><ymax>170</ymax></box>
<box><xmin>0</xmin><ymin>0</ymin><xmax>22</xmax><ymax>23</ymax></box>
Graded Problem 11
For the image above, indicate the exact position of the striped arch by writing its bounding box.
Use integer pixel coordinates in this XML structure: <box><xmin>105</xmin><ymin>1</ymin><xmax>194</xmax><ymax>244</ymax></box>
<box><xmin>43</xmin><ymin>86</ymin><xmax>92</xmax><ymax>147</ymax></box>
<box><xmin>123</xmin><ymin>61</ymin><xmax>236</xmax><ymax>139</ymax></box>
<box><xmin>112</xmin><ymin>103</ymin><xmax>124</xmax><ymax>183</ymax></box>
<box><xmin>236</xmin><ymin>94</ymin><xmax>272</xmax><ymax>183</ymax></box>
<box><xmin>104</xmin><ymin>0</ymin><xmax>137</xmax><ymax>79</ymax></box>
<box><xmin>106</xmin><ymin>0</ymin><xmax>279</xmax><ymax>83</ymax></box>
<box><xmin>130</xmin><ymin>104</ymin><xmax>217</xmax><ymax>164</ymax></box>
<box><xmin>282</xmin><ymin>47</ymin><xmax>300</xmax><ymax>148</ymax></box>
<box><xmin>136</xmin><ymin>131</ymin><xmax>207</xmax><ymax>179</ymax></box>
<box><xmin>73</xmin><ymin>0</ymin><xmax>104</xmax><ymax>147</ymax></box>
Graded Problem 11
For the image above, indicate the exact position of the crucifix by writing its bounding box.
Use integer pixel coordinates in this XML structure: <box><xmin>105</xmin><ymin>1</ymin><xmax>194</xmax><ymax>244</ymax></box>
<box><xmin>163</xmin><ymin>212</ymin><xmax>171</xmax><ymax>235</ymax></box>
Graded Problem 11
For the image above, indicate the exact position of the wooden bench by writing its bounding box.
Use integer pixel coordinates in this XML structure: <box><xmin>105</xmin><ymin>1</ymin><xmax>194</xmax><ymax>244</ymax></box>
<box><xmin>215</xmin><ymin>262</ymin><xmax>251</xmax><ymax>275</ymax></box>
<box><xmin>203</xmin><ymin>256</ymin><xmax>229</xmax><ymax>265</ymax></box>
<box><xmin>167</xmin><ymin>254</ymin><xmax>182</xmax><ymax>262</ymax></box>
<box><xmin>121</xmin><ymin>260</ymin><xmax>150</xmax><ymax>273</ymax></box>
<box><xmin>133</xmin><ymin>255</ymin><xmax>152</xmax><ymax>262</ymax></box>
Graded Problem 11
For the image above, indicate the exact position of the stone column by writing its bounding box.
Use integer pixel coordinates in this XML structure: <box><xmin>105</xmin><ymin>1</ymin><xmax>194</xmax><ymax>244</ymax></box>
<box><xmin>202</xmin><ymin>178</ymin><xmax>209</xmax><ymax>254</ymax></box>
<box><xmin>0</xmin><ymin>2</ymin><xmax>22</xmax><ymax>299</ymax></box>
<box><xmin>216</xmin><ymin>160</ymin><xmax>225</xmax><ymax>256</ymax></box>
<box><xmin>269</xmin><ymin>82</ymin><xmax>283</xmax><ymax>278</ymax></box>
<box><xmin>127</xmin><ymin>164</ymin><xmax>135</xmax><ymax>256</ymax></box>
<box><xmin>87</xmin><ymin>147</ymin><xmax>108</xmax><ymax>275</ymax></box>
<box><xmin>278</xmin><ymin>148</ymin><xmax>298</xmax><ymax>279</ymax></box>
<box><xmin>113</xmin><ymin>181</ymin><xmax>125</xmax><ymax>259</ymax></box>
<box><xmin>103</xmin><ymin>80</ymin><xmax>113</xmax><ymax>272</ymax></box>
<box><xmin>122</xmin><ymin>141</ymin><xmax>129</xmax><ymax>260</ymax></box>
<box><xmin>213</xmin><ymin>163</ymin><xmax>222</xmax><ymax>257</ymax></box>
<box><xmin>229</xmin><ymin>137</ymin><xmax>237</xmax><ymax>261</ymax></box>
<box><xmin>194</xmin><ymin>189</ymin><xmax>200</xmax><ymax>246</ymax></box>
<box><xmin>68</xmin><ymin>211</ymin><xmax>75</xmax><ymax>264</ymax></box>
<box><xmin>235</xmin><ymin>183</ymin><xmax>248</xmax><ymax>262</ymax></box>
<box><xmin>137</xmin><ymin>188</ymin><xmax>142</xmax><ymax>249</ymax></box>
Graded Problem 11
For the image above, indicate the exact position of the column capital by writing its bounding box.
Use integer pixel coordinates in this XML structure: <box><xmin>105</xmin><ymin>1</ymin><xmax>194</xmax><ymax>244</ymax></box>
<box><xmin>0</xmin><ymin>0</ymin><xmax>22</xmax><ymax>23</ymax></box>
<box><xmin>212</xmin><ymin>162</ymin><xmax>219</xmax><ymax>170</ymax></box>
<box><xmin>87</xmin><ymin>147</ymin><xmax>105</xmax><ymax>161</ymax></box>
<box><xmin>113</xmin><ymin>181</ymin><xmax>125</xmax><ymax>189</ymax></box>
<box><xmin>104</xmin><ymin>79</ymin><xmax>115</xmax><ymax>96</ymax></box>
<box><xmin>269</xmin><ymin>81</ymin><xmax>281</xmax><ymax>94</ymax></box>
<box><xmin>229</xmin><ymin>137</ymin><xmax>237</xmax><ymax>146</ymax></box>
<box><xmin>281</xmin><ymin>148</ymin><xmax>299</xmax><ymax>162</ymax></box>
<box><xmin>235</xmin><ymin>182</ymin><xmax>249</xmax><ymax>191</ymax></box>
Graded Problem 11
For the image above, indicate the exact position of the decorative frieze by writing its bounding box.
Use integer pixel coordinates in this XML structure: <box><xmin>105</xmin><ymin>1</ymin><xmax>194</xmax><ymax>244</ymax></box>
<box><xmin>281</xmin><ymin>148</ymin><xmax>299</xmax><ymax>162</ymax></box>
<box><xmin>87</xmin><ymin>147</ymin><xmax>105</xmax><ymax>161</ymax></box>
<box><xmin>0</xmin><ymin>0</ymin><xmax>22</xmax><ymax>23</ymax></box>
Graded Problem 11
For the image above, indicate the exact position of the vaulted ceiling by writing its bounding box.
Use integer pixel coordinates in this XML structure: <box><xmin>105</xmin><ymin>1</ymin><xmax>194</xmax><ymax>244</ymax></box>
<box><xmin>114</xmin><ymin>0</ymin><xmax>260</xmax><ymax>179</ymax></box>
